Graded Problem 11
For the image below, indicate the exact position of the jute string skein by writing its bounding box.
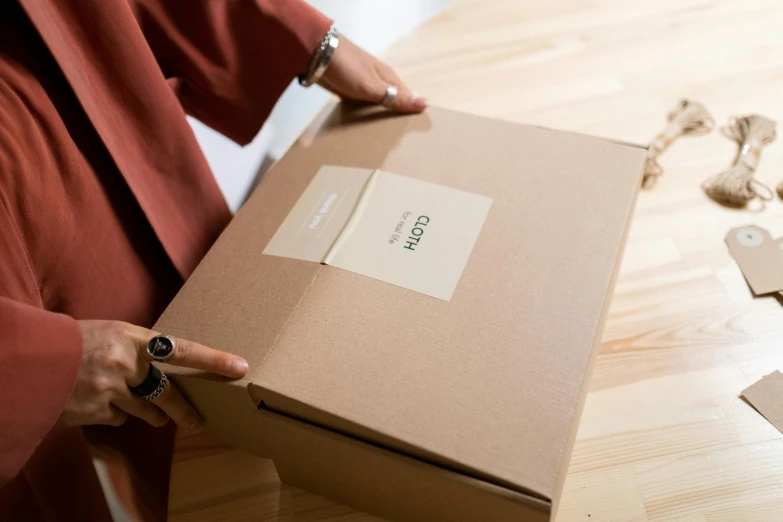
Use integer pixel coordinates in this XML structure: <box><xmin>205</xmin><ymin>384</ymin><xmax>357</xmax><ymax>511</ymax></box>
<box><xmin>643</xmin><ymin>99</ymin><xmax>715</xmax><ymax>188</ymax></box>
<box><xmin>702</xmin><ymin>115</ymin><xmax>777</xmax><ymax>207</ymax></box>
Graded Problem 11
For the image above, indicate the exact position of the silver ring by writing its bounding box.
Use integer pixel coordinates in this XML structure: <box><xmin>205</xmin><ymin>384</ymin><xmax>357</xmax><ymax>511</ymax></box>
<box><xmin>147</xmin><ymin>335</ymin><xmax>176</xmax><ymax>362</ymax></box>
<box><xmin>381</xmin><ymin>84</ymin><xmax>398</xmax><ymax>109</ymax></box>
<box><xmin>144</xmin><ymin>371</ymin><xmax>168</xmax><ymax>401</ymax></box>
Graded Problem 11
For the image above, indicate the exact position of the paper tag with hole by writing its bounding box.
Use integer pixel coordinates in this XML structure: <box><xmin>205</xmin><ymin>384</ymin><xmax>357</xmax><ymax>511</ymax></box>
<box><xmin>725</xmin><ymin>225</ymin><xmax>783</xmax><ymax>296</ymax></box>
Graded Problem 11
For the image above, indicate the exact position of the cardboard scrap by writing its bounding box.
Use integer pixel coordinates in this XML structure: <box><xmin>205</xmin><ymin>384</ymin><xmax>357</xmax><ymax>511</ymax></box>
<box><xmin>741</xmin><ymin>370</ymin><xmax>783</xmax><ymax>434</ymax></box>
<box><xmin>725</xmin><ymin>225</ymin><xmax>783</xmax><ymax>296</ymax></box>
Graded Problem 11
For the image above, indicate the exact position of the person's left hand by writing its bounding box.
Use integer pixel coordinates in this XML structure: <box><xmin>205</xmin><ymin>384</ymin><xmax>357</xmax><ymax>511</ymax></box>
<box><xmin>318</xmin><ymin>35</ymin><xmax>427</xmax><ymax>114</ymax></box>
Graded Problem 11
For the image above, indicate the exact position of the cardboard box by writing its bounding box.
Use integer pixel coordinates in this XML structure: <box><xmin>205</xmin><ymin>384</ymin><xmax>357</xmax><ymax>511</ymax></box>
<box><xmin>156</xmin><ymin>104</ymin><xmax>645</xmax><ymax>521</ymax></box>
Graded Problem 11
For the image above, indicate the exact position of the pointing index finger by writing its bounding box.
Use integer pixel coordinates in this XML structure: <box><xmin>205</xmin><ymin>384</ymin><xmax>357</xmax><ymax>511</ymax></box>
<box><xmin>128</xmin><ymin>326</ymin><xmax>249</xmax><ymax>378</ymax></box>
<box><xmin>165</xmin><ymin>337</ymin><xmax>249</xmax><ymax>378</ymax></box>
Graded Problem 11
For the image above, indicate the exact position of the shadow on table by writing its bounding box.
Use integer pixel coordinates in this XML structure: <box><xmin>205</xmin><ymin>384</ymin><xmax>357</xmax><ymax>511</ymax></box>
<box><xmin>271</xmin><ymin>483</ymin><xmax>384</xmax><ymax>522</ymax></box>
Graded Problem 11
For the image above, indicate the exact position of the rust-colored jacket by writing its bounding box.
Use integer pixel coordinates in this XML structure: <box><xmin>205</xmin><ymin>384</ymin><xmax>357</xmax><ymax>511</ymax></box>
<box><xmin>0</xmin><ymin>1</ymin><xmax>330</xmax><ymax>520</ymax></box>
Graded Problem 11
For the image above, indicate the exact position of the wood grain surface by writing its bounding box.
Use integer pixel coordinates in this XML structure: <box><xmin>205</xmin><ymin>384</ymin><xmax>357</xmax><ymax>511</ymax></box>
<box><xmin>169</xmin><ymin>1</ymin><xmax>783</xmax><ymax>520</ymax></box>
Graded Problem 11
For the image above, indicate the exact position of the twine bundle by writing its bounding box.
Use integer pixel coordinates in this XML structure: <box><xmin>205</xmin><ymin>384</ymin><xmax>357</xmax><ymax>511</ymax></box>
<box><xmin>643</xmin><ymin>99</ymin><xmax>715</xmax><ymax>188</ymax></box>
<box><xmin>701</xmin><ymin>115</ymin><xmax>777</xmax><ymax>207</ymax></box>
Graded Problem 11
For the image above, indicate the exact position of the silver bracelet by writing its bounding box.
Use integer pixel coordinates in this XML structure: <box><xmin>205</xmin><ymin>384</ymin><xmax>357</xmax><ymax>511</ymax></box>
<box><xmin>298</xmin><ymin>25</ymin><xmax>339</xmax><ymax>88</ymax></box>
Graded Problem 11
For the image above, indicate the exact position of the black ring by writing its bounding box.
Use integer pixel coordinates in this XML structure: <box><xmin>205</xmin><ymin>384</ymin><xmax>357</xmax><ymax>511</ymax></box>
<box><xmin>147</xmin><ymin>335</ymin><xmax>175</xmax><ymax>362</ymax></box>
<box><xmin>129</xmin><ymin>365</ymin><xmax>162</xmax><ymax>397</ymax></box>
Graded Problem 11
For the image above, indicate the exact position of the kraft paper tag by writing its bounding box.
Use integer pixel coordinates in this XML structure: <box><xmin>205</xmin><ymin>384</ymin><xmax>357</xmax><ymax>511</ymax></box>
<box><xmin>725</xmin><ymin>225</ymin><xmax>783</xmax><ymax>296</ymax></box>
<box><xmin>263</xmin><ymin>166</ymin><xmax>493</xmax><ymax>301</ymax></box>
<box><xmin>741</xmin><ymin>371</ymin><xmax>783</xmax><ymax>434</ymax></box>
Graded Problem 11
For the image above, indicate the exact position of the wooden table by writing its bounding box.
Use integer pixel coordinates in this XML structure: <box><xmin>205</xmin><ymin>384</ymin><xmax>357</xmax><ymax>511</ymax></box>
<box><xmin>169</xmin><ymin>0</ymin><xmax>783</xmax><ymax>519</ymax></box>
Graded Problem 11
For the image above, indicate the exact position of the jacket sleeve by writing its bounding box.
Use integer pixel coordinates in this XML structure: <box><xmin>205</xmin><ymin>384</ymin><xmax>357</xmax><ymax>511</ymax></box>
<box><xmin>0</xmin><ymin>193</ymin><xmax>83</xmax><ymax>485</ymax></box>
<box><xmin>0</xmin><ymin>299</ymin><xmax>82</xmax><ymax>486</ymax></box>
<box><xmin>129</xmin><ymin>0</ymin><xmax>333</xmax><ymax>145</ymax></box>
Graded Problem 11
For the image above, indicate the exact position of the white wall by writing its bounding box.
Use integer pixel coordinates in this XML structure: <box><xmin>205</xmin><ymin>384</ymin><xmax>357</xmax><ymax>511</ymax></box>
<box><xmin>188</xmin><ymin>0</ymin><xmax>452</xmax><ymax>212</ymax></box>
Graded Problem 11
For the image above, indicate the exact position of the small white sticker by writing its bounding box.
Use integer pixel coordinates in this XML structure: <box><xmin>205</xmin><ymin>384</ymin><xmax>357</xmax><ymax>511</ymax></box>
<box><xmin>735</xmin><ymin>226</ymin><xmax>765</xmax><ymax>248</ymax></box>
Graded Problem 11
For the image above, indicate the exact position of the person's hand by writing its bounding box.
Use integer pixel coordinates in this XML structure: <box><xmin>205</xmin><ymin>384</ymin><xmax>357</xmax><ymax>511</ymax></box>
<box><xmin>318</xmin><ymin>35</ymin><xmax>427</xmax><ymax>113</ymax></box>
<box><xmin>61</xmin><ymin>320</ymin><xmax>249</xmax><ymax>433</ymax></box>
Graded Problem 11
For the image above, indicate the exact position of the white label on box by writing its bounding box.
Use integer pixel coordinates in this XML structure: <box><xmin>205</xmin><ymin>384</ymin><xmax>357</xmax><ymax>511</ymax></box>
<box><xmin>263</xmin><ymin>166</ymin><xmax>492</xmax><ymax>301</ymax></box>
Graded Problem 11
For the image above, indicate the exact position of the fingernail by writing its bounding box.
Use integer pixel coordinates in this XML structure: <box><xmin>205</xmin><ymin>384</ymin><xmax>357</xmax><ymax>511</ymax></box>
<box><xmin>411</xmin><ymin>92</ymin><xmax>428</xmax><ymax>109</ymax></box>
<box><xmin>229</xmin><ymin>358</ymin><xmax>249</xmax><ymax>375</ymax></box>
<box><xmin>190</xmin><ymin>421</ymin><xmax>205</xmax><ymax>434</ymax></box>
